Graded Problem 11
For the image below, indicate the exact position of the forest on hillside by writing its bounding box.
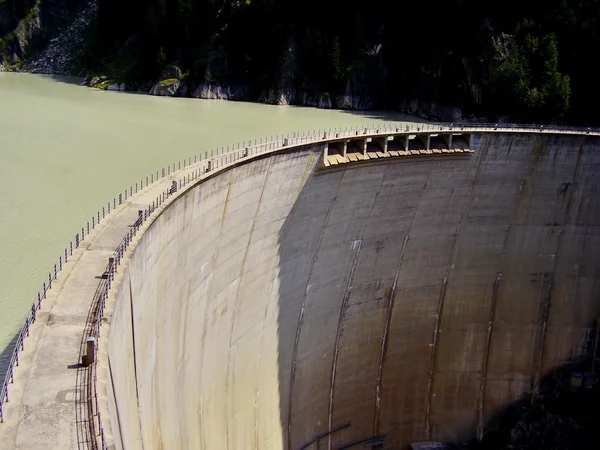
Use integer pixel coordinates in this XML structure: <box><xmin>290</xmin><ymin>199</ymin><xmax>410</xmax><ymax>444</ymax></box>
<box><xmin>1</xmin><ymin>0</ymin><xmax>600</xmax><ymax>124</ymax></box>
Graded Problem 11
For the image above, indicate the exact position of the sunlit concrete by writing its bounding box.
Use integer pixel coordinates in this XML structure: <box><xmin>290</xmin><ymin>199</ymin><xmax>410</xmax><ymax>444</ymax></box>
<box><xmin>100</xmin><ymin>133</ymin><xmax>600</xmax><ymax>449</ymax></box>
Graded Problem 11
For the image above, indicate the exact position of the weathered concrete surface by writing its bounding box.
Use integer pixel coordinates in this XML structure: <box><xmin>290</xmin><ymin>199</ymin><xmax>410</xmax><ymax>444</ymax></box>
<box><xmin>0</xmin><ymin>172</ymin><xmax>190</xmax><ymax>450</ymax></box>
<box><xmin>101</xmin><ymin>133</ymin><xmax>600</xmax><ymax>450</ymax></box>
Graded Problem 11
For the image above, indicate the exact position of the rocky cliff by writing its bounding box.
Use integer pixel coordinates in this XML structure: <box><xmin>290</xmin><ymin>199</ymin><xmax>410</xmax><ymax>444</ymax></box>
<box><xmin>0</xmin><ymin>0</ymin><xmax>91</xmax><ymax>71</ymax></box>
<box><xmin>1</xmin><ymin>0</ymin><xmax>597</xmax><ymax>124</ymax></box>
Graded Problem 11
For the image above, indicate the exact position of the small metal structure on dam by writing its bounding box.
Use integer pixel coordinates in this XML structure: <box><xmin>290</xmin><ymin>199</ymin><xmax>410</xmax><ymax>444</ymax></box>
<box><xmin>1</xmin><ymin>123</ymin><xmax>600</xmax><ymax>450</ymax></box>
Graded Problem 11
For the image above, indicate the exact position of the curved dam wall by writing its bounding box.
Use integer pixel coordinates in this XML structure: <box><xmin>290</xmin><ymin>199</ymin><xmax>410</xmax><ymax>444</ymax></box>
<box><xmin>104</xmin><ymin>133</ymin><xmax>600</xmax><ymax>450</ymax></box>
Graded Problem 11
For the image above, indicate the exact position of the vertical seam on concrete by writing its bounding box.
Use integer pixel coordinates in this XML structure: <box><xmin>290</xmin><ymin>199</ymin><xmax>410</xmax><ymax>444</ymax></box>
<box><xmin>108</xmin><ymin>355</ymin><xmax>127</xmax><ymax>450</ymax></box>
<box><xmin>373</xmin><ymin>234</ymin><xmax>408</xmax><ymax>435</ymax></box>
<box><xmin>531</xmin><ymin>139</ymin><xmax>584</xmax><ymax>399</ymax></box>
<box><xmin>253</xmin><ymin>290</ymin><xmax>272</xmax><ymax>450</ymax></box>
<box><xmin>224</xmin><ymin>156</ymin><xmax>273</xmax><ymax>450</ymax></box>
<box><xmin>129</xmin><ymin>275</ymin><xmax>146</xmax><ymax>450</ymax></box>
<box><xmin>249</xmin><ymin>152</ymin><xmax>317</xmax><ymax>450</ymax></box>
<box><xmin>327</xmin><ymin>170</ymin><xmax>384</xmax><ymax>449</ymax></box>
<box><xmin>195</xmin><ymin>168</ymin><xmax>235</xmax><ymax>450</ymax></box>
<box><xmin>477</xmin><ymin>274</ymin><xmax>501</xmax><ymax>439</ymax></box>
<box><xmin>287</xmin><ymin>166</ymin><xmax>345</xmax><ymax>450</ymax></box>
<box><xmin>177</xmin><ymin>192</ymin><xmax>196</xmax><ymax>448</ymax></box>
<box><xmin>129</xmin><ymin>278</ymin><xmax>141</xmax><ymax>409</ymax></box>
<box><xmin>372</xmin><ymin>159</ymin><xmax>436</xmax><ymax>439</ymax></box>
<box><xmin>326</xmin><ymin>242</ymin><xmax>362</xmax><ymax>448</ymax></box>
<box><xmin>425</xmin><ymin>137</ymin><xmax>487</xmax><ymax>440</ymax></box>
<box><xmin>424</xmin><ymin>277</ymin><xmax>448</xmax><ymax>440</ymax></box>
<box><xmin>252</xmin><ymin>152</ymin><xmax>319</xmax><ymax>450</ymax></box>
<box><xmin>476</xmin><ymin>134</ymin><xmax>537</xmax><ymax>438</ymax></box>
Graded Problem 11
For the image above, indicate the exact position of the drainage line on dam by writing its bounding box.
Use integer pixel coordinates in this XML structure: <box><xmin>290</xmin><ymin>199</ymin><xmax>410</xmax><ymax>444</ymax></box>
<box><xmin>532</xmin><ymin>144</ymin><xmax>583</xmax><ymax>401</ymax></box>
<box><xmin>224</xmin><ymin>156</ymin><xmax>273</xmax><ymax>450</ymax></box>
<box><xmin>476</xmin><ymin>134</ymin><xmax>542</xmax><ymax>437</ymax></box>
<box><xmin>425</xmin><ymin>140</ymin><xmax>486</xmax><ymax>440</ymax></box>
<box><xmin>288</xmin><ymin>166</ymin><xmax>344</xmax><ymax>450</ymax></box>
<box><xmin>328</xmin><ymin>171</ymin><xmax>385</xmax><ymax>449</ymax></box>
<box><xmin>425</xmin><ymin>276</ymin><xmax>448</xmax><ymax>439</ymax></box>
<box><xmin>374</xmin><ymin>160</ymin><xmax>437</xmax><ymax>439</ymax></box>
<box><xmin>373</xmin><ymin>234</ymin><xmax>408</xmax><ymax>435</ymax></box>
<box><xmin>477</xmin><ymin>273</ymin><xmax>501</xmax><ymax>439</ymax></box>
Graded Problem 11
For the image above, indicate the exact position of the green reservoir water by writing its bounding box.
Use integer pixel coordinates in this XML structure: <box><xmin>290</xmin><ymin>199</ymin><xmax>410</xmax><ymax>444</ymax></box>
<box><xmin>0</xmin><ymin>73</ymin><xmax>414</xmax><ymax>369</ymax></box>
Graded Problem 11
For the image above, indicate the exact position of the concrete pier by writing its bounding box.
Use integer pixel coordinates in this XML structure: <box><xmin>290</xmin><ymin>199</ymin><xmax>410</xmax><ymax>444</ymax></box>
<box><xmin>2</xmin><ymin>126</ymin><xmax>600</xmax><ymax>450</ymax></box>
<box><xmin>323</xmin><ymin>130</ymin><xmax>474</xmax><ymax>167</ymax></box>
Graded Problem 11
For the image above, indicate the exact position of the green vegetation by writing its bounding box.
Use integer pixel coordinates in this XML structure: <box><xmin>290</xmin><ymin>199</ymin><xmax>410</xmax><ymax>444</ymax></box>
<box><xmin>159</xmin><ymin>78</ymin><xmax>178</xmax><ymax>85</ymax></box>
<box><xmin>2</xmin><ymin>0</ymin><xmax>600</xmax><ymax>124</ymax></box>
<box><xmin>0</xmin><ymin>38</ymin><xmax>7</xmax><ymax>60</ymax></box>
<box><xmin>491</xmin><ymin>25</ymin><xmax>571</xmax><ymax>122</ymax></box>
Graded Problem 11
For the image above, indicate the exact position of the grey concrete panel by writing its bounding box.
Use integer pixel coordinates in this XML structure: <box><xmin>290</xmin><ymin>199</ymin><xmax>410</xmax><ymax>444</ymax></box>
<box><xmin>94</xmin><ymin>134</ymin><xmax>600</xmax><ymax>450</ymax></box>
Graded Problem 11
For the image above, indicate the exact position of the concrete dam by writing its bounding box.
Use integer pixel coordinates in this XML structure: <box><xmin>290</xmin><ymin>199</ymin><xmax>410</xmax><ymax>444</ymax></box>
<box><xmin>1</xmin><ymin>126</ymin><xmax>600</xmax><ymax>450</ymax></box>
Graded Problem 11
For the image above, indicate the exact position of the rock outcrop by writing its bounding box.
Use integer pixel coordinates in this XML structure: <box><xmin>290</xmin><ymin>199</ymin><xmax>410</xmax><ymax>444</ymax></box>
<box><xmin>149</xmin><ymin>65</ymin><xmax>183</xmax><ymax>97</ymax></box>
<box><xmin>0</xmin><ymin>1</ymin><xmax>97</xmax><ymax>75</ymax></box>
<box><xmin>26</xmin><ymin>1</ymin><xmax>99</xmax><ymax>75</ymax></box>
<box><xmin>150</xmin><ymin>79</ymin><xmax>180</xmax><ymax>96</ymax></box>
<box><xmin>191</xmin><ymin>83</ymin><xmax>249</xmax><ymax>100</ymax></box>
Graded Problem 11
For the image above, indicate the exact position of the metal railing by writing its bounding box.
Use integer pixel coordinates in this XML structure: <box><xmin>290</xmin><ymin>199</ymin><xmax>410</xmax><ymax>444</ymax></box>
<box><xmin>2</xmin><ymin>121</ymin><xmax>600</xmax><ymax>446</ymax></box>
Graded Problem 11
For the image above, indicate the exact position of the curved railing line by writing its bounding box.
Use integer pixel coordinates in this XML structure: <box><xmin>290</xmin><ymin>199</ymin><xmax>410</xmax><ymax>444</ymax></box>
<box><xmin>2</xmin><ymin>121</ymin><xmax>599</xmax><ymax>442</ymax></box>
<box><xmin>0</xmin><ymin>123</ymin><xmax>385</xmax><ymax>427</ymax></box>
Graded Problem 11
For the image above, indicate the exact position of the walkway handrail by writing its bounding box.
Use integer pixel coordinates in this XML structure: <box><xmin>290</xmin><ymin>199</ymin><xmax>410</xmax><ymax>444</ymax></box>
<box><xmin>2</xmin><ymin>120</ymin><xmax>600</xmax><ymax>444</ymax></box>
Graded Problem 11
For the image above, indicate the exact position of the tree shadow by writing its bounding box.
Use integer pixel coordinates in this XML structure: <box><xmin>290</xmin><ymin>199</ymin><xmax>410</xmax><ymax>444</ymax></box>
<box><xmin>337</xmin><ymin>108</ymin><xmax>430</xmax><ymax>123</ymax></box>
<box><xmin>459</xmin><ymin>352</ymin><xmax>600</xmax><ymax>450</ymax></box>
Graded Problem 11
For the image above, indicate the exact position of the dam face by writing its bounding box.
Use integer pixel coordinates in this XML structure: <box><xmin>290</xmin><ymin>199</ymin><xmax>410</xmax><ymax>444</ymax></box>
<box><xmin>104</xmin><ymin>133</ymin><xmax>600</xmax><ymax>449</ymax></box>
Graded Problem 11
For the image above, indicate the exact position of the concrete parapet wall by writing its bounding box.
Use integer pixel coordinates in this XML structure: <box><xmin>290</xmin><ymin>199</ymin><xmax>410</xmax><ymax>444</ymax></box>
<box><xmin>103</xmin><ymin>133</ymin><xmax>600</xmax><ymax>449</ymax></box>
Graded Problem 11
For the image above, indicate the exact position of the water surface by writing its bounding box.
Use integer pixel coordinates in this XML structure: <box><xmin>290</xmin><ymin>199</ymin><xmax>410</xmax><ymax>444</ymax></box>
<box><xmin>0</xmin><ymin>73</ymin><xmax>414</xmax><ymax>369</ymax></box>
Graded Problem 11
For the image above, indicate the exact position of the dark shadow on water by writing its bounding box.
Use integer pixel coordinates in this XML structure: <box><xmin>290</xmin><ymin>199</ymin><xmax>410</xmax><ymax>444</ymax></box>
<box><xmin>41</xmin><ymin>74</ymin><xmax>150</xmax><ymax>97</ymax></box>
<box><xmin>337</xmin><ymin>108</ymin><xmax>430</xmax><ymax>123</ymax></box>
<box><xmin>28</xmin><ymin>75</ymin><xmax>438</xmax><ymax>121</ymax></box>
<box><xmin>40</xmin><ymin>74</ymin><xmax>85</xmax><ymax>86</ymax></box>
